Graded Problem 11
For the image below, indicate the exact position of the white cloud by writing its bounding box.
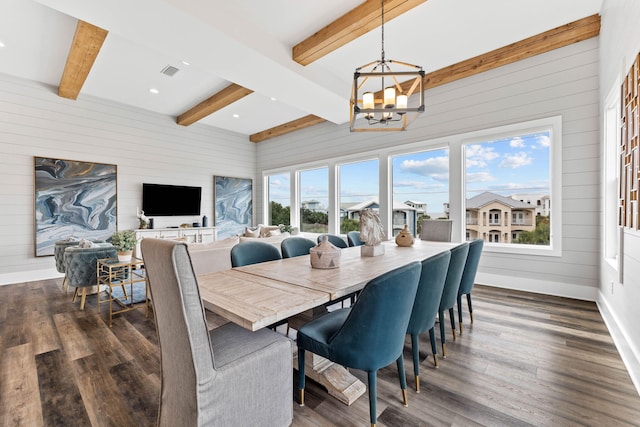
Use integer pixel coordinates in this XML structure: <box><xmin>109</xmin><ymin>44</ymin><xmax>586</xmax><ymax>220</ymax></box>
<box><xmin>466</xmin><ymin>172</ymin><xmax>495</xmax><ymax>183</ymax></box>
<box><xmin>394</xmin><ymin>180</ymin><xmax>445</xmax><ymax>190</ymax></box>
<box><xmin>400</xmin><ymin>156</ymin><xmax>449</xmax><ymax>177</ymax></box>
<box><xmin>499</xmin><ymin>152</ymin><xmax>532</xmax><ymax>169</ymax></box>
<box><xmin>537</xmin><ymin>134</ymin><xmax>551</xmax><ymax>147</ymax></box>
<box><xmin>510</xmin><ymin>137</ymin><xmax>525</xmax><ymax>148</ymax></box>
<box><xmin>465</xmin><ymin>144</ymin><xmax>499</xmax><ymax>168</ymax></box>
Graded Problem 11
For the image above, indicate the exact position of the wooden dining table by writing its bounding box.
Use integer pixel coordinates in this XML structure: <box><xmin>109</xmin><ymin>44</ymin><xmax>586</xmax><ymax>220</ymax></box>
<box><xmin>197</xmin><ymin>239</ymin><xmax>456</xmax><ymax>405</ymax></box>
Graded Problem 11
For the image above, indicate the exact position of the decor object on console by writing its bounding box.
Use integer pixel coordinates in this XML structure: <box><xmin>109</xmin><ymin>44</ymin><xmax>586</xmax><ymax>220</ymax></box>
<box><xmin>34</xmin><ymin>157</ymin><xmax>117</xmax><ymax>256</ymax></box>
<box><xmin>349</xmin><ymin>0</ymin><xmax>424</xmax><ymax>132</ymax></box>
<box><xmin>214</xmin><ymin>176</ymin><xmax>252</xmax><ymax>239</ymax></box>
<box><xmin>310</xmin><ymin>235</ymin><xmax>341</xmax><ymax>269</ymax></box>
<box><xmin>136</xmin><ymin>207</ymin><xmax>150</xmax><ymax>229</ymax></box>
<box><xmin>360</xmin><ymin>208</ymin><xmax>385</xmax><ymax>257</ymax></box>
<box><xmin>395</xmin><ymin>224</ymin><xmax>415</xmax><ymax>247</ymax></box>
<box><xmin>110</xmin><ymin>229</ymin><xmax>137</xmax><ymax>262</ymax></box>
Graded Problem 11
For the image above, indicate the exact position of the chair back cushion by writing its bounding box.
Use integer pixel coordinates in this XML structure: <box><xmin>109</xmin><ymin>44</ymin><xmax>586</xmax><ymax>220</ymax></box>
<box><xmin>439</xmin><ymin>242</ymin><xmax>470</xmax><ymax>311</ymax></box>
<box><xmin>420</xmin><ymin>219</ymin><xmax>453</xmax><ymax>242</ymax></box>
<box><xmin>328</xmin><ymin>262</ymin><xmax>421</xmax><ymax>371</ymax></box>
<box><xmin>54</xmin><ymin>240</ymin><xmax>80</xmax><ymax>273</ymax></box>
<box><xmin>141</xmin><ymin>239</ymin><xmax>216</xmax><ymax>426</ymax></box>
<box><xmin>281</xmin><ymin>237</ymin><xmax>316</xmax><ymax>258</ymax></box>
<box><xmin>230</xmin><ymin>240</ymin><xmax>282</xmax><ymax>267</ymax></box>
<box><xmin>458</xmin><ymin>239</ymin><xmax>484</xmax><ymax>296</ymax></box>
<box><xmin>347</xmin><ymin>231</ymin><xmax>364</xmax><ymax>247</ymax></box>
<box><xmin>317</xmin><ymin>234</ymin><xmax>348</xmax><ymax>248</ymax></box>
<box><xmin>407</xmin><ymin>251</ymin><xmax>451</xmax><ymax>335</ymax></box>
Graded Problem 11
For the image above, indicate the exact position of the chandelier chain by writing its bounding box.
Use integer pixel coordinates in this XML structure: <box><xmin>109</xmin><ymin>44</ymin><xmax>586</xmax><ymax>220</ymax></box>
<box><xmin>380</xmin><ymin>0</ymin><xmax>386</xmax><ymax>63</ymax></box>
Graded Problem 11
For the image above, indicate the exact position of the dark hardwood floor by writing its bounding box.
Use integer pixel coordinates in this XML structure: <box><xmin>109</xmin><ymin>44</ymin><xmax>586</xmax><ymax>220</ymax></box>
<box><xmin>1</xmin><ymin>279</ymin><xmax>639</xmax><ymax>426</ymax></box>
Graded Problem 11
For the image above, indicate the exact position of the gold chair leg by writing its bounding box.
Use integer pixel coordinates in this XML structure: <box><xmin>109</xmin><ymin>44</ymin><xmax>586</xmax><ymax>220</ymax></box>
<box><xmin>80</xmin><ymin>288</ymin><xmax>87</xmax><ymax>310</ymax></box>
<box><xmin>452</xmin><ymin>328</ymin><xmax>456</xmax><ymax>341</ymax></box>
<box><xmin>433</xmin><ymin>353</ymin><xmax>439</xmax><ymax>368</ymax></box>
<box><xmin>459</xmin><ymin>321</ymin><xmax>463</xmax><ymax>336</ymax></box>
<box><xmin>402</xmin><ymin>389</ymin><xmax>408</xmax><ymax>407</ymax></box>
<box><xmin>442</xmin><ymin>343</ymin><xmax>447</xmax><ymax>359</ymax></box>
<box><xmin>299</xmin><ymin>389</ymin><xmax>305</xmax><ymax>406</ymax></box>
<box><xmin>415</xmin><ymin>375</ymin><xmax>420</xmax><ymax>393</ymax></box>
<box><xmin>72</xmin><ymin>287</ymin><xmax>78</xmax><ymax>302</ymax></box>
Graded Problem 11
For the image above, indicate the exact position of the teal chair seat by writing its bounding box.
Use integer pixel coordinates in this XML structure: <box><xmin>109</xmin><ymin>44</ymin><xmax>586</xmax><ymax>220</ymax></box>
<box><xmin>281</xmin><ymin>237</ymin><xmax>316</xmax><ymax>258</ymax></box>
<box><xmin>457</xmin><ymin>239</ymin><xmax>484</xmax><ymax>334</ymax></box>
<box><xmin>297</xmin><ymin>261</ymin><xmax>422</xmax><ymax>426</ymax></box>
<box><xmin>405</xmin><ymin>251</ymin><xmax>451</xmax><ymax>391</ymax></box>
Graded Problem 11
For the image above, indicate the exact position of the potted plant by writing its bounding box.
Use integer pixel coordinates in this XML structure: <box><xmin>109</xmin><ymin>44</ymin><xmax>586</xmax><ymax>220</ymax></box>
<box><xmin>111</xmin><ymin>229</ymin><xmax>137</xmax><ymax>262</ymax></box>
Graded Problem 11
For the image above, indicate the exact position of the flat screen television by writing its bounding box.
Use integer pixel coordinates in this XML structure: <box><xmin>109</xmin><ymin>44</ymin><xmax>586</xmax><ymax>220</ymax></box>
<box><xmin>142</xmin><ymin>183</ymin><xmax>202</xmax><ymax>216</ymax></box>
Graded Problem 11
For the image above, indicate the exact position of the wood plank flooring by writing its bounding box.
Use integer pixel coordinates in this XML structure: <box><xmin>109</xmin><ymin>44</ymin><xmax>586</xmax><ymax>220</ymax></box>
<box><xmin>1</xmin><ymin>279</ymin><xmax>639</xmax><ymax>426</ymax></box>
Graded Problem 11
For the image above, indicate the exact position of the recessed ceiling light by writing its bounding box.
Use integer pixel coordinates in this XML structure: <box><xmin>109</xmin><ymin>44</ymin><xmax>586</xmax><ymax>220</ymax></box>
<box><xmin>149</xmin><ymin>88</ymin><xmax>159</xmax><ymax>94</ymax></box>
<box><xmin>270</xmin><ymin>97</ymin><xmax>277</xmax><ymax>101</ymax></box>
<box><xmin>181</xmin><ymin>60</ymin><xmax>190</xmax><ymax>66</ymax></box>
<box><xmin>0</xmin><ymin>41</ymin><xmax>5</xmax><ymax>48</ymax></box>
<box><xmin>232</xmin><ymin>114</ymin><xmax>240</xmax><ymax>118</ymax></box>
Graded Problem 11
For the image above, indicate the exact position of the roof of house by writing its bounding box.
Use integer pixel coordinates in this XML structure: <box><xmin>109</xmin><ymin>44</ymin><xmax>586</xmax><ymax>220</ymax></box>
<box><xmin>466</xmin><ymin>191</ymin><xmax>534</xmax><ymax>210</ymax></box>
<box><xmin>343</xmin><ymin>199</ymin><xmax>416</xmax><ymax>212</ymax></box>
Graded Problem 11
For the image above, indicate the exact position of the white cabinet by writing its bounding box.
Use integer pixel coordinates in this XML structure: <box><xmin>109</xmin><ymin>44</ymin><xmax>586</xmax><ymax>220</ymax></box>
<box><xmin>134</xmin><ymin>227</ymin><xmax>217</xmax><ymax>258</ymax></box>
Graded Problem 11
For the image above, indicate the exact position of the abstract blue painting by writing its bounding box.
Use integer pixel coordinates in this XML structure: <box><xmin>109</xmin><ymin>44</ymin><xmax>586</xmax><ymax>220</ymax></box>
<box><xmin>214</xmin><ymin>176</ymin><xmax>252</xmax><ymax>239</ymax></box>
<box><xmin>34</xmin><ymin>157</ymin><xmax>117</xmax><ymax>256</ymax></box>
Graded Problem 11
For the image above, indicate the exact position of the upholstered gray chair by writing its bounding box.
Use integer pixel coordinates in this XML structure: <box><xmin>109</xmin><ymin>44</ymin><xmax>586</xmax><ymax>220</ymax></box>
<box><xmin>420</xmin><ymin>219</ymin><xmax>453</xmax><ymax>242</ymax></box>
<box><xmin>141</xmin><ymin>239</ymin><xmax>293</xmax><ymax>427</ymax></box>
<box><xmin>438</xmin><ymin>242</ymin><xmax>470</xmax><ymax>358</ymax></box>
<box><xmin>54</xmin><ymin>239</ymin><xmax>80</xmax><ymax>291</ymax></box>
<box><xmin>405</xmin><ymin>251</ymin><xmax>451</xmax><ymax>391</ymax></box>
<box><xmin>457</xmin><ymin>239</ymin><xmax>484</xmax><ymax>334</ymax></box>
<box><xmin>64</xmin><ymin>243</ymin><xmax>117</xmax><ymax>309</ymax></box>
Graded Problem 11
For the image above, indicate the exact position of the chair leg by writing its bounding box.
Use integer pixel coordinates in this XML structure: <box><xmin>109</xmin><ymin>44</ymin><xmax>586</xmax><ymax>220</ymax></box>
<box><xmin>72</xmin><ymin>287</ymin><xmax>78</xmax><ymax>302</ymax></box>
<box><xmin>467</xmin><ymin>293</ymin><xmax>474</xmax><ymax>323</ymax></box>
<box><xmin>367</xmin><ymin>370</ymin><xmax>378</xmax><ymax>426</ymax></box>
<box><xmin>396</xmin><ymin>356</ymin><xmax>408</xmax><ymax>406</ymax></box>
<box><xmin>298</xmin><ymin>348</ymin><xmax>306</xmax><ymax>406</ymax></box>
<box><xmin>410</xmin><ymin>334</ymin><xmax>420</xmax><ymax>392</ymax></box>
<box><xmin>439</xmin><ymin>310</ymin><xmax>447</xmax><ymax>358</ymax></box>
<box><xmin>449</xmin><ymin>307</ymin><xmax>456</xmax><ymax>341</ymax></box>
<box><xmin>429</xmin><ymin>327</ymin><xmax>439</xmax><ymax>368</ymax></box>
<box><xmin>80</xmin><ymin>288</ymin><xmax>87</xmax><ymax>310</ymax></box>
<box><xmin>457</xmin><ymin>294</ymin><xmax>464</xmax><ymax>335</ymax></box>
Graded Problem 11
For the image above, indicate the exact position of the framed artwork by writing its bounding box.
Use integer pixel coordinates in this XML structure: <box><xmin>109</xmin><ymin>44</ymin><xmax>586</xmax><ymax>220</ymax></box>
<box><xmin>214</xmin><ymin>176</ymin><xmax>252</xmax><ymax>239</ymax></box>
<box><xmin>34</xmin><ymin>157</ymin><xmax>117</xmax><ymax>256</ymax></box>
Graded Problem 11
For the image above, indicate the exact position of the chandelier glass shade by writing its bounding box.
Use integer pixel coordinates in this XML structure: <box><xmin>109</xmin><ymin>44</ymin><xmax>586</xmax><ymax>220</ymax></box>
<box><xmin>349</xmin><ymin>1</ymin><xmax>425</xmax><ymax>132</ymax></box>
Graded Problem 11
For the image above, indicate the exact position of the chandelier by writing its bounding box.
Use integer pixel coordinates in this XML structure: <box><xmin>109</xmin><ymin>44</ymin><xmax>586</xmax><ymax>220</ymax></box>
<box><xmin>350</xmin><ymin>0</ymin><xmax>425</xmax><ymax>132</ymax></box>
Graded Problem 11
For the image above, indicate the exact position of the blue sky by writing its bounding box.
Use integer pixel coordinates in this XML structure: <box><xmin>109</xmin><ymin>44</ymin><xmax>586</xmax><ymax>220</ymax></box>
<box><xmin>268</xmin><ymin>130</ymin><xmax>550</xmax><ymax>217</ymax></box>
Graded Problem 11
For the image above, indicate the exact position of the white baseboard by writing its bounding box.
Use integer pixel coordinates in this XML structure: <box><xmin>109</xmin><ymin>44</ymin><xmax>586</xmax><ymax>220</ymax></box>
<box><xmin>476</xmin><ymin>272</ymin><xmax>598</xmax><ymax>301</ymax></box>
<box><xmin>596</xmin><ymin>291</ymin><xmax>640</xmax><ymax>397</ymax></box>
<box><xmin>0</xmin><ymin>268</ymin><xmax>61</xmax><ymax>286</ymax></box>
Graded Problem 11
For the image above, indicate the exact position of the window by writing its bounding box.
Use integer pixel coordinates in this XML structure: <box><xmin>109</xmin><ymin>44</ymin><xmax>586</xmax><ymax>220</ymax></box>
<box><xmin>266</xmin><ymin>173</ymin><xmax>290</xmax><ymax>226</ymax></box>
<box><xmin>464</xmin><ymin>127</ymin><xmax>552</xmax><ymax>248</ymax></box>
<box><xmin>338</xmin><ymin>159</ymin><xmax>379</xmax><ymax>234</ymax></box>
<box><xmin>392</xmin><ymin>148</ymin><xmax>449</xmax><ymax>237</ymax></box>
<box><xmin>299</xmin><ymin>167</ymin><xmax>329</xmax><ymax>233</ymax></box>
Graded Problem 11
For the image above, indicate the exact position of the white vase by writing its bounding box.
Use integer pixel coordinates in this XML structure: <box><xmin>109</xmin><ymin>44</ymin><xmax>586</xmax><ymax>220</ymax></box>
<box><xmin>117</xmin><ymin>251</ymin><xmax>132</xmax><ymax>262</ymax></box>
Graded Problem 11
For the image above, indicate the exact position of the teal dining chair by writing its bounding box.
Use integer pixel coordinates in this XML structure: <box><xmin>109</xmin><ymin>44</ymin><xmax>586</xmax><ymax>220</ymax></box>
<box><xmin>281</xmin><ymin>237</ymin><xmax>316</xmax><ymax>258</ymax></box>
<box><xmin>316</xmin><ymin>234</ymin><xmax>348</xmax><ymax>249</ymax></box>
<box><xmin>230</xmin><ymin>240</ymin><xmax>282</xmax><ymax>267</ymax></box>
<box><xmin>404</xmin><ymin>251</ymin><xmax>451</xmax><ymax>391</ymax></box>
<box><xmin>347</xmin><ymin>231</ymin><xmax>364</xmax><ymax>247</ymax></box>
<box><xmin>457</xmin><ymin>239</ymin><xmax>484</xmax><ymax>334</ymax></box>
<box><xmin>297</xmin><ymin>262</ymin><xmax>422</xmax><ymax>427</ymax></box>
<box><xmin>438</xmin><ymin>242</ymin><xmax>470</xmax><ymax>358</ymax></box>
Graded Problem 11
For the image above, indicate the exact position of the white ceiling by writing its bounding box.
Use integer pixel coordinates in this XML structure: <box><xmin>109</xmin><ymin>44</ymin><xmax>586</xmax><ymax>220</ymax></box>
<box><xmin>0</xmin><ymin>0</ymin><xmax>603</xmax><ymax>137</ymax></box>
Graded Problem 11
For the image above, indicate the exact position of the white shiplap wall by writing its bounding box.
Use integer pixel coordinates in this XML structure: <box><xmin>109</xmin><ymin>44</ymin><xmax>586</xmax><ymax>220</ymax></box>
<box><xmin>257</xmin><ymin>38</ymin><xmax>600</xmax><ymax>300</ymax></box>
<box><xmin>598</xmin><ymin>0</ymin><xmax>640</xmax><ymax>393</ymax></box>
<box><xmin>0</xmin><ymin>73</ymin><xmax>255</xmax><ymax>284</ymax></box>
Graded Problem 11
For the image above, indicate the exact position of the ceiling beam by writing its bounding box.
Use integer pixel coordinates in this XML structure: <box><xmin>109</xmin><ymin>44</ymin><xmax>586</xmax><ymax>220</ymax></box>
<box><xmin>292</xmin><ymin>0</ymin><xmax>426</xmax><ymax>66</ymax></box>
<box><xmin>58</xmin><ymin>20</ymin><xmax>108</xmax><ymax>100</ymax></box>
<box><xmin>250</xmin><ymin>115</ymin><xmax>326</xmax><ymax>143</ymax></box>
<box><xmin>177</xmin><ymin>83</ymin><xmax>254</xmax><ymax>126</ymax></box>
<box><xmin>253</xmin><ymin>14</ymin><xmax>601</xmax><ymax>143</ymax></box>
<box><xmin>421</xmin><ymin>14</ymin><xmax>601</xmax><ymax>90</ymax></box>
